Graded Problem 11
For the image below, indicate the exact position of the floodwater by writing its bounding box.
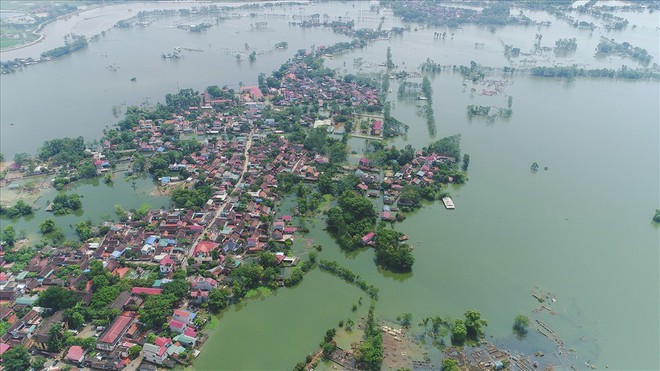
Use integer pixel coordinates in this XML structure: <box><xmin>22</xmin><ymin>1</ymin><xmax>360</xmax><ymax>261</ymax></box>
<box><xmin>1</xmin><ymin>2</ymin><xmax>658</xmax><ymax>370</ymax></box>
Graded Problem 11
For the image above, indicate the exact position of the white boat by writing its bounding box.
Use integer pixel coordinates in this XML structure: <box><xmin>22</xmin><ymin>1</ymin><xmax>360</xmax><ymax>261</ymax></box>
<box><xmin>442</xmin><ymin>197</ymin><xmax>455</xmax><ymax>209</ymax></box>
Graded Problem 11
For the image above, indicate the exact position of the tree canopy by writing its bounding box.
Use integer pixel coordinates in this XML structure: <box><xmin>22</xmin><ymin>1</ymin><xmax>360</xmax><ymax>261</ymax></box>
<box><xmin>138</xmin><ymin>294</ymin><xmax>177</xmax><ymax>329</ymax></box>
<box><xmin>374</xmin><ymin>227</ymin><xmax>414</xmax><ymax>273</ymax></box>
<box><xmin>2</xmin><ymin>346</ymin><xmax>31</xmax><ymax>371</ymax></box>
<box><xmin>37</xmin><ymin>286</ymin><xmax>80</xmax><ymax>311</ymax></box>
<box><xmin>326</xmin><ymin>190</ymin><xmax>377</xmax><ymax>250</ymax></box>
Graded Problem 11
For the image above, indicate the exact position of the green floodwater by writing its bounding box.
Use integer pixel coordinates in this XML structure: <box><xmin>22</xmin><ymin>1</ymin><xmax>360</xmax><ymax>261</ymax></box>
<box><xmin>0</xmin><ymin>175</ymin><xmax>169</xmax><ymax>241</ymax></box>
<box><xmin>1</xmin><ymin>2</ymin><xmax>658</xmax><ymax>370</ymax></box>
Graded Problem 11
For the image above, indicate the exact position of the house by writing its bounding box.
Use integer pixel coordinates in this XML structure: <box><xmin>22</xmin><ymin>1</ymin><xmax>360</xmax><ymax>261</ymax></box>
<box><xmin>168</xmin><ymin>319</ymin><xmax>186</xmax><ymax>334</ymax></box>
<box><xmin>359</xmin><ymin>158</ymin><xmax>371</xmax><ymax>170</ymax></box>
<box><xmin>97</xmin><ymin>315</ymin><xmax>135</xmax><ymax>351</ymax></box>
<box><xmin>190</xmin><ymin>290</ymin><xmax>209</xmax><ymax>305</ymax></box>
<box><xmin>143</xmin><ymin>342</ymin><xmax>168</xmax><ymax>365</ymax></box>
<box><xmin>109</xmin><ymin>291</ymin><xmax>132</xmax><ymax>311</ymax></box>
<box><xmin>33</xmin><ymin>311</ymin><xmax>67</xmax><ymax>351</ymax></box>
<box><xmin>160</xmin><ymin>255</ymin><xmax>174</xmax><ymax>274</ymax></box>
<box><xmin>172</xmin><ymin>309</ymin><xmax>195</xmax><ymax>325</ymax></box>
<box><xmin>193</xmin><ymin>241</ymin><xmax>220</xmax><ymax>260</ymax></box>
<box><xmin>191</xmin><ymin>277</ymin><xmax>217</xmax><ymax>291</ymax></box>
<box><xmin>372</xmin><ymin>120</ymin><xmax>382</xmax><ymax>135</ymax></box>
<box><xmin>173</xmin><ymin>333</ymin><xmax>197</xmax><ymax>347</ymax></box>
<box><xmin>131</xmin><ymin>287</ymin><xmax>162</xmax><ymax>296</ymax></box>
<box><xmin>66</xmin><ymin>345</ymin><xmax>85</xmax><ymax>364</ymax></box>
<box><xmin>360</xmin><ymin>232</ymin><xmax>375</xmax><ymax>246</ymax></box>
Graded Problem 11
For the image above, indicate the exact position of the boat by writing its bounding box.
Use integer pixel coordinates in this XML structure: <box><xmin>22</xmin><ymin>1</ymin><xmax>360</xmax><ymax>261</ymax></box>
<box><xmin>442</xmin><ymin>197</ymin><xmax>455</xmax><ymax>209</ymax></box>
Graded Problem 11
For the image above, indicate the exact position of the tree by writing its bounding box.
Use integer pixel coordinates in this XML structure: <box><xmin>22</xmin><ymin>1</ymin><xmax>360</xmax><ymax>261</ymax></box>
<box><xmin>128</xmin><ymin>345</ymin><xmax>142</xmax><ymax>360</ymax></box>
<box><xmin>442</xmin><ymin>358</ymin><xmax>460</xmax><ymax>371</ymax></box>
<box><xmin>249</xmin><ymin>51</ymin><xmax>257</xmax><ymax>63</ymax></box>
<box><xmin>356</xmin><ymin>331</ymin><xmax>383</xmax><ymax>370</ymax></box>
<box><xmin>513</xmin><ymin>314</ymin><xmax>530</xmax><ymax>336</ymax></box>
<box><xmin>230</xmin><ymin>263</ymin><xmax>263</xmax><ymax>290</ymax></box>
<box><xmin>2</xmin><ymin>346</ymin><xmax>31</xmax><ymax>371</ymax></box>
<box><xmin>461</xmin><ymin>154</ymin><xmax>470</xmax><ymax>171</ymax></box>
<box><xmin>12</xmin><ymin>152</ymin><xmax>31</xmax><ymax>166</ymax></box>
<box><xmin>75</xmin><ymin>220</ymin><xmax>94</xmax><ymax>241</ymax></box>
<box><xmin>47</xmin><ymin>323</ymin><xmax>65</xmax><ymax>352</ymax></box>
<box><xmin>40</xmin><ymin>219</ymin><xmax>56</xmax><ymax>234</ymax></box>
<box><xmin>31</xmin><ymin>355</ymin><xmax>47</xmax><ymax>370</ymax></box>
<box><xmin>464</xmin><ymin>310</ymin><xmax>487</xmax><ymax>341</ymax></box>
<box><xmin>258</xmin><ymin>252</ymin><xmax>279</xmax><ymax>268</ymax></box>
<box><xmin>451</xmin><ymin>319</ymin><xmax>467</xmax><ymax>345</ymax></box>
<box><xmin>162</xmin><ymin>280</ymin><xmax>190</xmax><ymax>301</ymax></box>
<box><xmin>654</xmin><ymin>209</ymin><xmax>660</xmax><ymax>223</ymax></box>
<box><xmin>208</xmin><ymin>288</ymin><xmax>231</xmax><ymax>313</ymax></box>
<box><xmin>67</xmin><ymin>311</ymin><xmax>85</xmax><ymax>330</ymax></box>
<box><xmin>138</xmin><ymin>294</ymin><xmax>176</xmax><ymax>329</ymax></box>
<box><xmin>398</xmin><ymin>185</ymin><xmax>421</xmax><ymax>207</ymax></box>
<box><xmin>1</xmin><ymin>225</ymin><xmax>17</xmax><ymax>247</ymax></box>
<box><xmin>400</xmin><ymin>313</ymin><xmax>413</xmax><ymax>328</ymax></box>
<box><xmin>37</xmin><ymin>286</ymin><xmax>80</xmax><ymax>311</ymax></box>
<box><xmin>90</xmin><ymin>286</ymin><xmax>120</xmax><ymax>310</ymax></box>
<box><xmin>374</xmin><ymin>228</ymin><xmax>414</xmax><ymax>272</ymax></box>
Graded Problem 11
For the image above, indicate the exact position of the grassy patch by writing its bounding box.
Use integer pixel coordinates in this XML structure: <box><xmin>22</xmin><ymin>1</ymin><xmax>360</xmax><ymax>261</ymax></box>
<box><xmin>205</xmin><ymin>315</ymin><xmax>220</xmax><ymax>330</ymax></box>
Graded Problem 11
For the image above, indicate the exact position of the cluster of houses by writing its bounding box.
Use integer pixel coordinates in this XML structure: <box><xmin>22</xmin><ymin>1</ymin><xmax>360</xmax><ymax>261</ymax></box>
<box><xmin>272</xmin><ymin>58</ymin><xmax>381</xmax><ymax>111</ymax></box>
<box><xmin>355</xmin><ymin>151</ymin><xmax>457</xmax><ymax>219</ymax></box>
<box><xmin>0</xmin><ymin>53</ymin><xmax>396</xmax><ymax>369</ymax></box>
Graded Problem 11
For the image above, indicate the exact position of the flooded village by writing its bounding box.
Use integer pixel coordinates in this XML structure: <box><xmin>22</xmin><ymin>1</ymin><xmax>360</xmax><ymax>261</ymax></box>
<box><xmin>2</xmin><ymin>0</ymin><xmax>659</xmax><ymax>370</ymax></box>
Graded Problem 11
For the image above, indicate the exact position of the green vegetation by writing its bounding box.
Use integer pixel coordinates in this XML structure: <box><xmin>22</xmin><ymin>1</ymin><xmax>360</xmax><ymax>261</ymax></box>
<box><xmin>653</xmin><ymin>209</ymin><xmax>660</xmax><ymax>223</ymax></box>
<box><xmin>442</xmin><ymin>358</ymin><xmax>460</xmax><ymax>371</ymax></box>
<box><xmin>554</xmin><ymin>37</ymin><xmax>577</xmax><ymax>56</ymax></box>
<box><xmin>37</xmin><ymin>286</ymin><xmax>81</xmax><ymax>311</ymax></box>
<box><xmin>51</xmin><ymin>193</ymin><xmax>82</xmax><ymax>215</ymax></box>
<box><xmin>320</xmin><ymin>328</ymin><xmax>337</xmax><ymax>358</ymax></box>
<box><xmin>513</xmin><ymin>314</ymin><xmax>530</xmax><ymax>336</ymax></box>
<box><xmin>398</xmin><ymin>312</ymin><xmax>413</xmax><ymax>328</ymax></box>
<box><xmin>138</xmin><ymin>294</ymin><xmax>177</xmax><ymax>329</ymax></box>
<box><xmin>421</xmin><ymin>76</ymin><xmax>436</xmax><ymax>137</ymax></box>
<box><xmin>374</xmin><ymin>227</ymin><xmax>414</xmax><ymax>273</ymax></box>
<box><xmin>420</xmin><ymin>58</ymin><xmax>442</xmax><ymax>74</ymax></box>
<box><xmin>208</xmin><ymin>288</ymin><xmax>231</xmax><ymax>313</ymax></box>
<box><xmin>531</xmin><ymin>65</ymin><xmax>659</xmax><ymax>80</ymax></box>
<box><xmin>40</xmin><ymin>219</ymin><xmax>56</xmax><ymax>234</ymax></box>
<box><xmin>41</xmin><ymin>34</ymin><xmax>88</xmax><ymax>59</ymax></box>
<box><xmin>428</xmin><ymin>134</ymin><xmax>461</xmax><ymax>159</ymax></box>
<box><xmin>319</xmin><ymin>260</ymin><xmax>379</xmax><ymax>300</ymax></box>
<box><xmin>458</xmin><ymin>61</ymin><xmax>486</xmax><ymax>82</ymax></box>
<box><xmin>1</xmin><ymin>346</ymin><xmax>31</xmax><ymax>371</ymax></box>
<box><xmin>462</xmin><ymin>154</ymin><xmax>470</xmax><ymax>172</ymax></box>
<box><xmin>0</xmin><ymin>200</ymin><xmax>33</xmax><ymax>218</ymax></box>
<box><xmin>129</xmin><ymin>345</ymin><xmax>142</xmax><ymax>360</ymax></box>
<box><xmin>39</xmin><ymin>136</ymin><xmax>86</xmax><ymax>165</ymax></box>
<box><xmin>596</xmin><ymin>39</ymin><xmax>653</xmax><ymax>65</ymax></box>
<box><xmin>386</xmin><ymin>47</ymin><xmax>394</xmax><ymax>70</ymax></box>
<box><xmin>171</xmin><ymin>184</ymin><xmax>214</xmax><ymax>210</ymax></box>
<box><xmin>326</xmin><ymin>190</ymin><xmax>376</xmax><ymax>250</ymax></box>
<box><xmin>382</xmin><ymin>102</ymin><xmax>408</xmax><ymax>137</ymax></box>
<box><xmin>302</xmin><ymin>127</ymin><xmax>348</xmax><ymax>163</ymax></box>
<box><xmin>356</xmin><ymin>303</ymin><xmax>383</xmax><ymax>370</ymax></box>
<box><xmin>467</xmin><ymin>105</ymin><xmax>512</xmax><ymax>122</ymax></box>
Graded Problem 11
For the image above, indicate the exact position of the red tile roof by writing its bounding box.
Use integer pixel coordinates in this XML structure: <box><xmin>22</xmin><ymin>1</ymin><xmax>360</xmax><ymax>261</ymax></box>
<box><xmin>66</xmin><ymin>345</ymin><xmax>85</xmax><ymax>361</ymax></box>
<box><xmin>100</xmin><ymin>315</ymin><xmax>133</xmax><ymax>344</ymax></box>
<box><xmin>131</xmin><ymin>287</ymin><xmax>162</xmax><ymax>295</ymax></box>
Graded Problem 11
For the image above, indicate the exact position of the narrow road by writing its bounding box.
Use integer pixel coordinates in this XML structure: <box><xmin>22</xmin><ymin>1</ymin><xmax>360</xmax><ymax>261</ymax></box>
<box><xmin>182</xmin><ymin>130</ymin><xmax>254</xmax><ymax>269</ymax></box>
